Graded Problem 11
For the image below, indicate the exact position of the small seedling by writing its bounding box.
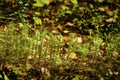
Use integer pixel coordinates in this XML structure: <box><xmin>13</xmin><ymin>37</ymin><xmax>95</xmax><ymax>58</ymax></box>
<box><xmin>78</xmin><ymin>43</ymin><xmax>89</xmax><ymax>62</ymax></box>
<box><xmin>93</xmin><ymin>34</ymin><xmax>101</xmax><ymax>61</ymax></box>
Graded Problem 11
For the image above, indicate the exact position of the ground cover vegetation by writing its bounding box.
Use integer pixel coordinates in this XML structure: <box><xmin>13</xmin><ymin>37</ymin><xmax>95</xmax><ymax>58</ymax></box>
<box><xmin>0</xmin><ymin>0</ymin><xmax>120</xmax><ymax>80</ymax></box>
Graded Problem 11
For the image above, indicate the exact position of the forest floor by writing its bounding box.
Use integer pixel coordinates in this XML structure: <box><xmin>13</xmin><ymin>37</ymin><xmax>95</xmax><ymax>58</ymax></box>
<box><xmin>0</xmin><ymin>0</ymin><xmax>120</xmax><ymax>80</ymax></box>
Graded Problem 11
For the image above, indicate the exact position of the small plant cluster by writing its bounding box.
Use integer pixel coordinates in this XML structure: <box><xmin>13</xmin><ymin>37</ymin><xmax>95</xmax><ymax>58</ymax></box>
<box><xmin>0</xmin><ymin>20</ymin><xmax>120</xmax><ymax>79</ymax></box>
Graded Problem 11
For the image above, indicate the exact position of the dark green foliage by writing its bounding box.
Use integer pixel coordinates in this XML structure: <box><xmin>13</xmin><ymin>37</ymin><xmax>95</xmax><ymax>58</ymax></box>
<box><xmin>0</xmin><ymin>0</ymin><xmax>120</xmax><ymax>35</ymax></box>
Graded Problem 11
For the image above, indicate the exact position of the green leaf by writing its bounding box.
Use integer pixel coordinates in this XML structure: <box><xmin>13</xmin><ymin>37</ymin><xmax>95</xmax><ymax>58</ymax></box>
<box><xmin>41</xmin><ymin>0</ymin><xmax>50</xmax><ymax>5</ymax></box>
<box><xmin>98</xmin><ymin>0</ymin><xmax>104</xmax><ymax>2</ymax></box>
<box><xmin>108</xmin><ymin>69</ymin><xmax>113</xmax><ymax>75</ymax></box>
<box><xmin>33</xmin><ymin>17</ymin><xmax>42</xmax><ymax>25</ymax></box>
<box><xmin>0</xmin><ymin>74</ymin><xmax>3</xmax><ymax>78</ymax></box>
<box><xmin>63</xmin><ymin>30</ymin><xmax>69</xmax><ymax>33</ymax></box>
<box><xmin>35</xmin><ymin>30</ymin><xmax>40</xmax><ymax>40</ymax></box>
<box><xmin>4</xmin><ymin>73</ymin><xmax>9</xmax><ymax>80</ymax></box>
<box><xmin>100</xmin><ymin>77</ymin><xmax>104</xmax><ymax>80</ymax></box>
<box><xmin>70</xmin><ymin>0</ymin><xmax>78</xmax><ymax>5</ymax></box>
<box><xmin>33</xmin><ymin>0</ymin><xmax>44</xmax><ymax>7</ymax></box>
<box><xmin>55</xmin><ymin>56</ymin><xmax>62</xmax><ymax>65</ymax></box>
<box><xmin>72</xmin><ymin>75</ymin><xmax>79</xmax><ymax>80</ymax></box>
<box><xmin>33</xmin><ymin>0</ymin><xmax>50</xmax><ymax>7</ymax></box>
<box><xmin>66</xmin><ymin>10</ymin><xmax>72</xmax><ymax>14</ymax></box>
<box><xmin>79</xmin><ymin>43</ymin><xmax>89</xmax><ymax>56</ymax></box>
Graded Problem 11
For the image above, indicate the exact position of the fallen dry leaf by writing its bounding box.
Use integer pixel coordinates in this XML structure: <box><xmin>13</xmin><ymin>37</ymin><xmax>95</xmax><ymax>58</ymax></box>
<box><xmin>52</xmin><ymin>29</ymin><xmax>59</xmax><ymax>35</ymax></box>
<box><xmin>19</xmin><ymin>72</ymin><xmax>27</xmax><ymax>76</ymax></box>
<box><xmin>106</xmin><ymin>18</ymin><xmax>116</xmax><ymax>23</ymax></box>
<box><xmin>41</xmin><ymin>67</ymin><xmax>51</xmax><ymax>77</ymax></box>
<box><xmin>98</xmin><ymin>6</ymin><xmax>109</xmax><ymax>12</ymax></box>
<box><xmin>64</xmin><ymin>52</ymin><xmax>77</xmax><ymax>59</ymax></box>
<box><xmin>62</xmin><ymin>36</ymin><xmax>68</xmax><ymax>42</ymax></box>
<box><xmin>70</xmin><ymin>52</ymin><xmax>78</xmax><ymax>59</ymax></box>
<box><xmin>65</xmin><ymin>22</ymin><xmax>74</xmax><ymax>27</ymax></box>
<box><xmin>77</xmin><ymin>37</ymin><xmax>82</xmax><ymax>44</ymax></box>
